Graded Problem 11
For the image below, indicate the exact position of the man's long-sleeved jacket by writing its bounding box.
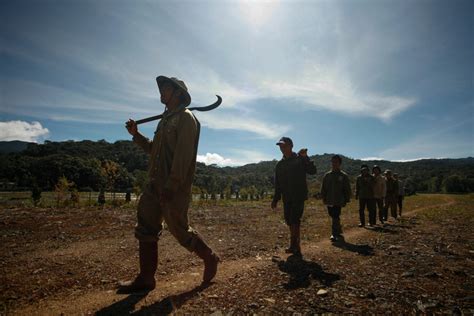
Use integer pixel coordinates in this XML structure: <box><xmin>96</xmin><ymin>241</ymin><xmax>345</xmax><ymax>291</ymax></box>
<box><xmin>385</xmin><ymin>177</ymin><xmax>399</xmax><ymax>203</ymax></box>
<box><xmin>373</xmin><ymin>174</ymin><xmax>386</xmax><ymax>199</ymax></box>
<box><xmin>355</xmin><ymin>173</ymin><xmax>375</xmax><ymax>199</ymax></box>
<box><xmin>320</xmin><ymin>169</ymin><xmax>352</xmax><ymax>206</ymax></box>
<box><xmin>272</xmin><ymin>153</ymin><xmax>317</xmax><ymax>203</ymax></box>
<box><xmin>133</xmin><ymin>107</ymin><xmax>200</xmax><ymax>200</ymax></box>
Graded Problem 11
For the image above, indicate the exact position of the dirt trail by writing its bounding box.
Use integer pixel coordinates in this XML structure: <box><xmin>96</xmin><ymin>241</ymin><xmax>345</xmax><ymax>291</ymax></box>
<box><xmin>11</xmin><ymin>196</ymin><xmax>457</xmax><ymax>315</ymax></box>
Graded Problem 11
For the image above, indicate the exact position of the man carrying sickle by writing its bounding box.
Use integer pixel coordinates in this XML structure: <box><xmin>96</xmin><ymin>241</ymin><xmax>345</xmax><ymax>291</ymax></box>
<box><xmin>120</xmin><ymin>76</ymin><xmax>220</xmax><ymax>293</ymax></box>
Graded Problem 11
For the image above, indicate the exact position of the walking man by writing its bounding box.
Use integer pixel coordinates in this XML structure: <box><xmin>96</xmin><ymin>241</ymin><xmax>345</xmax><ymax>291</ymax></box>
<box><xmin>121</xmin><ymin>76</ymin><xmax>219</xmax><ymax>293</ymax></box>
<box><xmin>355</xmin><ymin>164</ymin><xmax>376</xmax><ymax>227</ymax></box>
<box><xmin>320</xmin><ymin>155</ymin><xmax>351</xmax><ymax>242</ymax></box>
<box><xmin>384</xmin><ymin>170</ymin><xmax>399</xmax><ymax>220</ymax></box>
<box><xmin>394</xmin><ymin>173</ymin><xmax>405</xmax><ymax>216</ymax></box>
<box><xmin>372</xmin><ymin>165</ymin><xmax>386</xmax><ymax>225</ymax></box>
<box><xmin>271</xmin><ymin>137</ymin><xmax>317</xmax><ymax>256</ymax></box>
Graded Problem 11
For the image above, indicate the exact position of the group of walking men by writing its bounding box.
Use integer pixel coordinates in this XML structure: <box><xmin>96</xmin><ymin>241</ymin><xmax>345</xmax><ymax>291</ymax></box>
<box><xmin>272</xmin><ymin>136</ymin><xmax>405</xmax><ymax>255</ymax></box>
<box><xmin>121</xmin><ymin>74</ymin><xmax>406</xmax><ymax>295</ymax></box>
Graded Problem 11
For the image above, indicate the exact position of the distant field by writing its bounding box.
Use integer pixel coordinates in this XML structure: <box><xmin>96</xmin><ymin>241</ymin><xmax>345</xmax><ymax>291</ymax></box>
<box><xmin>0</xmin><ymin>191</ymin><xmax>260</xmax><ymax>208</ymax></box>
<box><xmin>0</xmin><ymin>191</ymin><xmax>139</xmax><ymax>207</ymax></box>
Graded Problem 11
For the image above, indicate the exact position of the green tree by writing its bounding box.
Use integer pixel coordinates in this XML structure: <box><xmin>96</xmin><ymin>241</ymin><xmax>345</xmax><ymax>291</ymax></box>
<box><xmin>54</xmin><ymin>176</ymin><xmax>74</xmax><ymax>207</ymax></box>
<box><xmin>101</xmin><ymin>160</ymin><xmax>120</xmax><ymax>199</ymax></box>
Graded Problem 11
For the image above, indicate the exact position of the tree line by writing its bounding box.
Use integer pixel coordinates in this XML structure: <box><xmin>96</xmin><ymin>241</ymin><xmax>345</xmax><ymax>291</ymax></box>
<box><xmin>0</xmin><ymin>140</ymin><xmax>473</xmax><ymax>197</ymax></box>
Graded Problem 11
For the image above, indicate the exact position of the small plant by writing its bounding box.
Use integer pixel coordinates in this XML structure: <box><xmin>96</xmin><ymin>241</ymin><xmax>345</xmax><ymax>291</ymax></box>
<box><xmin>98</xmin><ymin>189</ymin><xmax>106</xmax><ymax>206</ymax></box>
<box><xmin>70</xmin><ymin>188</ymin><xmax>80</xmax><ymax>207</ymax></box>
<box><xmin>31</xmin><ymin>183</ymin><xmax>42</xmax><ymax>207</ymax></box>
<box><xmin>54</xmin><ymin>176</ymin><xmax>74</xmax><ymax>207</ymax></box>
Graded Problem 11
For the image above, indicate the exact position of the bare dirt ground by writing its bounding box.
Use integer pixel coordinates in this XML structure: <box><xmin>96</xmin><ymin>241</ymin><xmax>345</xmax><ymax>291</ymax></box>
<box><xmin>1</xmin><ymin>194</ymin><xmax>473</xmax><ymax>315</ymax></box>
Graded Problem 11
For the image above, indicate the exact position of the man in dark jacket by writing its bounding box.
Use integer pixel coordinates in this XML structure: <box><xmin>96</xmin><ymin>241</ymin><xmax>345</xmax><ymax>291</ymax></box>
<box><xmin>355</xmin><ymin>164</ymin><xmax>376</xmax><ymax>227</ymax></box>
<box><xmin>271</xmin><ymin>137</ymin><xmax>317</xmax><ymax>256</ymax></box>
<box><xmin>384</xmin><ymin>170</ymin><xmax>399</xmax><ymax>220</ymax></box>
<box><xmin>320</xmin><ymin>155</ymin><xmax>351</xmax><ymax>242</ymax></box>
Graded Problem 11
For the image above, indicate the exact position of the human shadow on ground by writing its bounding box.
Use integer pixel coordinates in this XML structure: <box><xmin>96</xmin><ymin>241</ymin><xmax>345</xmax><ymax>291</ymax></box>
<box><xmin>276</xmin><ymin>254</ymin><xmax>341</xmax><ymax>290</ymax></box>
<box><xmin>366</xmin><ymin>225</ymin><xmax>398</xmax><ymax>234</ymax></box>
<box><xmin>130</xmin><ymin>283</ymin><xmax>211</xmax><ymax>315</ymax></box>
<box><xmin>331</xmin><ymin>237</ymin><xmax>374</xmax><ymax>256</ymax></box>
<box><xmin>95</xmin><ymin>293</ymin><xmax>147</xmax><ymax>316</ymax></box>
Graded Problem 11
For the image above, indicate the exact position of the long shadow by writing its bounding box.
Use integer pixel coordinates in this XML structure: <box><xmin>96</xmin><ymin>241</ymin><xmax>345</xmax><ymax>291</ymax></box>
<box><xmin>368</xmin><ymin>226</ymin><xmax>398</xmax><ymax>234</ymax></box>
<box><xmin>131</xmin><ymin>283</ymin><xmax>211</xmax><ymax>315</ymax></box>
<box><xmin>276</xmin><ymin>255</ymin><xmax>340</xmax><ymax>290</ymax></box>
<box><xmin>332</xmin><ymin>238</ymin><xmax>374</xmax><ymax>256</ymax></box>
<box><xmin>95</xmin><ymin>293</ymin><xmax>147</xmax><ymax>316</ymax></box>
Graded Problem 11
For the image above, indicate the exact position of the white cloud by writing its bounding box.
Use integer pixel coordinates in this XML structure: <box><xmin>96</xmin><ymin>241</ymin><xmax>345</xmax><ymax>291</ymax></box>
<box><xmin>197</xmin><ymin>149</ymin><xmax>273</xmax><ymax>167</ymax></box>
<box><xmin>360</xmin><ymin>157</ymin><xmax>385</xmax><ymax>161</ymax></box>
<box><xmin>0</xmin><ymin>121</ymin><xmax>50</xmax><ymax>142</ymax></box>
<box><xmin>197</xmin><ymin>153</ymin><xmax>233</xmax><ymax>166</ymax></box>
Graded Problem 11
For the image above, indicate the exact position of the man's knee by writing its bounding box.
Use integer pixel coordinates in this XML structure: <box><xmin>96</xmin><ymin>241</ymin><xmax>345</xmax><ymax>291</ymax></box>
<box><xmin>134</xmin><ymin>224</ymin><xmax>162</xmax><ymax>242</ymax></box>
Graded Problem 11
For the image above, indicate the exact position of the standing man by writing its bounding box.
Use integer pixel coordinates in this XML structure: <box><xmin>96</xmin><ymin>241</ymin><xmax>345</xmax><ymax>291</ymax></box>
<box><xmin>384</xmin><ymin>170</ymin><xmax>399</xmax><ymax>220</ymax></box>
<box><xmin>355</xmin><ymin>164</ymin><xmax>376</xmax><ymax>227</ymax></box>
<box><xmin>320</xmin><ymin>155</ymin><xmax>351</xmax><ymax>242</ymax></box>
<box><xmin>372</xmin><ymin>165</ymin><xmax>386</xmax><ymax>225</ymax></box>
<box><xmin>121</xmin><ymin>76</ymin><xmax>219</xmax><ymax>294</ymax></box>
<box><xmin>394</xmin><ymin>173</ymin><xmax>405</xmax><ymax>216</ymax></box>
<box><xmin>271</xmin><ymin>137</ymin><xmax>317</xmax><ymax>256</ymax></box>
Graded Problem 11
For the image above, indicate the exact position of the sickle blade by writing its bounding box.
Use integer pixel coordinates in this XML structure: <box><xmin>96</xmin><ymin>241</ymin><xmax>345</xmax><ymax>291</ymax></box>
<box><xmin>133</xmin><ymin>95</ymin><xmax>222</xmax><ymax>125</ymax></box>
<box><xmin>188</xmin><ymin>95</ymin><xmax>222</xmax><ymax>112</ymax></box>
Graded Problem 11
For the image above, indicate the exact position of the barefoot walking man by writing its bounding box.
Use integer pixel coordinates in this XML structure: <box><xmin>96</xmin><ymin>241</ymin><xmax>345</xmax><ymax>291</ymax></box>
<box><xmin>121</xmin><ymin>76</ymin><xmax>219</xmax><ymax>293</ymax></box>
<box><xmin>271</xmin><ymin>137</ymin><xmax>317</xmax><ymax>256</ymax></box>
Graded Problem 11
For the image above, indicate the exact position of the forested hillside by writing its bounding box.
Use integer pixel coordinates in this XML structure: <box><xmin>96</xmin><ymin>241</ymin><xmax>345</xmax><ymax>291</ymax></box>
<box><xmin>1</xmin><ymin>140</ymin><xmax>473</xmax><ymax>195</ymax></box>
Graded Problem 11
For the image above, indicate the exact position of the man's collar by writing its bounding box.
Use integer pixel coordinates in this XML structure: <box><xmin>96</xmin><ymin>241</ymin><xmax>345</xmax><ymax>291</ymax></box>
<box><xmin>283</xmin><ymin>152</ymin><xmax>297</xmax><ymax>160</ymax></box>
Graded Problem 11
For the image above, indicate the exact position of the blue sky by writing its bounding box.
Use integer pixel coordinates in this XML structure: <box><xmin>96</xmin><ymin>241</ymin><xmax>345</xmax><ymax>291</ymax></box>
<box><xmin>1</xmin><ymin>0</ymin><xmax>473</xmax><ymax>165</ymax></box>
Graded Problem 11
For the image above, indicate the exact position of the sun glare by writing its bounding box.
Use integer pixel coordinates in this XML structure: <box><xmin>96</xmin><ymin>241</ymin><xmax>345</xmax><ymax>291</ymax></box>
<box><xmin>238</xmin><ymin>0</ymin><xmax>279</xmax><ymax>29</ymax></box>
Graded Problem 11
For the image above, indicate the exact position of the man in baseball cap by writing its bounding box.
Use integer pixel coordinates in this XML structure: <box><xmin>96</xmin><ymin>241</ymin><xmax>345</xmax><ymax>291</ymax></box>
<box><xmin>271</xmin><ymin>136</ymin><xmax>316</xmax><ymax>256</ymax></box>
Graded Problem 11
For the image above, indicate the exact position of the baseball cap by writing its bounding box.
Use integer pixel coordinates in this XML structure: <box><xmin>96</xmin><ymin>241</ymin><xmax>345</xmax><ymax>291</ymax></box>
<box><xmin>276</xmin><ymin>137</ymin><xmax>293</xmax><ymax>146</ymax></box>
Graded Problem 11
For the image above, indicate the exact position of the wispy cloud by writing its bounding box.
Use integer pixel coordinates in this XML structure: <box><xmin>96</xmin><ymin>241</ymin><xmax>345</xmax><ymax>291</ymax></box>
<box><xmin>379</xmin><ymin>119</ymin><xmax>474</xmax><ymax>160</ymax></box>
<box><xmin>0</xmin><ymin>120</ymin><xmax>49</xmax><ymax>142</ymax></box>
<box><xmin>198</xmin><ymin>110</ymin><xmax>290</xmax><ymax>139</ymax></box>
<box><xmin>258</xmin><ymin>62</ymin><xmax>417</xmax><ymax>121</ymax></box>
<box><xmin>1</xmin><ymin>79</ymin><xmax>155</xmax><ymax>123</ymax></box>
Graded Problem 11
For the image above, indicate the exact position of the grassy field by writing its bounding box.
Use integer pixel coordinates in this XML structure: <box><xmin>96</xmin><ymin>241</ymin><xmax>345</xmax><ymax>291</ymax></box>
<box><xmin>1</xmin><ymin>194</ymin><xmax>473</xmax><ymax>315</ymax></box>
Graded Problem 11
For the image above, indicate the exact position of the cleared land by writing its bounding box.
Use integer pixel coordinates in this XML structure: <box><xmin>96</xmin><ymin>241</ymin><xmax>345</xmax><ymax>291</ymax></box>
<box><xmin>1</xmin><ymin>194</ymin><xmax>473</xmax><ymax>315</ymax></box>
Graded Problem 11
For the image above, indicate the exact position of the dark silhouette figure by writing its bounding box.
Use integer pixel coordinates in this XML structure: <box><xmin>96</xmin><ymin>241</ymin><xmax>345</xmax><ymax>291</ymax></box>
<box><xmin>276</xmin><ymin>255</ymin><xmax>340</xmax><ymax>290</ymax></box>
